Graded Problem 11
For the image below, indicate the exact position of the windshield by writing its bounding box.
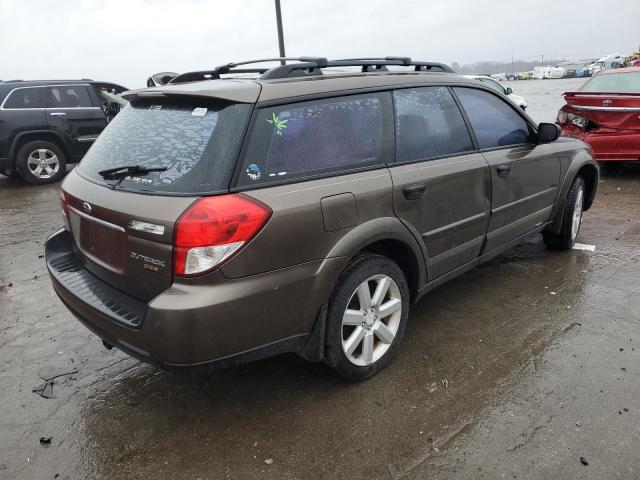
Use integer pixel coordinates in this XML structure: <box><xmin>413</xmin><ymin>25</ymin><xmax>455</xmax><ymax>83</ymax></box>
<box><xmin>78</xmin><ymin>100</ymin><xmax>251</xmax><ymax>194</ymax></box>
<box><xmin>581</xmin><ymin>72</ymin><xmax>640</xmax><ymax>93</ymax></box>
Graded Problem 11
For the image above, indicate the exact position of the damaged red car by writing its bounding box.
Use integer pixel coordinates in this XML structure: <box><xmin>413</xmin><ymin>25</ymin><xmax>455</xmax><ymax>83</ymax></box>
<box><xmin>557</xmin><ymin>67</ymin><xmax>640</xmax><ymax>162</ymax></box>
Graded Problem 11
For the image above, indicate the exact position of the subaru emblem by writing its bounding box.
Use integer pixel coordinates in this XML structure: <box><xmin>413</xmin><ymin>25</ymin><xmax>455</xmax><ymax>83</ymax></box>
<box><xmin>82</xmin><ymin>202</ymin><xmax>92</xmax><ymax>215</ymax></box>
<box><xmin>602</xmin><ymin>100</ymin><xmax>613</xmax><ymax>107</ymax></box>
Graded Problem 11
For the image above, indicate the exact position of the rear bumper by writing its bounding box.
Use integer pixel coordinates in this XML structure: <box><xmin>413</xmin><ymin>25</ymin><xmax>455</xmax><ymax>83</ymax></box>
<box><xmin>45</xmin><ymin>228</ymin><xmax>346</xmax><ymax>367</ymax></box>
<box><xmin>560</xmin><ymin>126</ymin><xmax>640</xmax><ymax>161</ymax></box>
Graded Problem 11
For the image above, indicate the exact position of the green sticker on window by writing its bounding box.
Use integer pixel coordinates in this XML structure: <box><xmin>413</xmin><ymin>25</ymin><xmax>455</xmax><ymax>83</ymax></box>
<box><xmin>266</xmin><ymin>112</ymin><xmax>288</xmax><ymax>136</ymax></box>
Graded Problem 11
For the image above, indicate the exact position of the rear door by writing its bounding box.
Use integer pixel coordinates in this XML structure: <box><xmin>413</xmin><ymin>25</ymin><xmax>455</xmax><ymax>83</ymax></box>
<box><xmin>227</xmin><ymin>92</ymin><xmax>395</xmax><ymax>278</ymax></box>
<box><xmin>389</xmin><ymin>86</ymin><xmax>491</xmax><ymax>280</ymax></box>
<box><xmin>45</xmin><ymin>84</ymin><xmax>107</xmax><ymax>158</ymax></box>
<box><xmin>453</xmin><ymin>87</ymin><xmax>561</xmax><ymax>252</ymax></box>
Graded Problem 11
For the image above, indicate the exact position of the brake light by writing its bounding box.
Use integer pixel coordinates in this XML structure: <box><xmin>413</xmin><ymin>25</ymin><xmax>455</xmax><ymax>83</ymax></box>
<box><xmin>173</xmin><ymin>194</ymin><xmax>271</xmax><ymax>276</ymax></box>
<box><xmin>60</xmin><ymin>190</ymin><xmax>70</xmax><ymax>230</ymax></box>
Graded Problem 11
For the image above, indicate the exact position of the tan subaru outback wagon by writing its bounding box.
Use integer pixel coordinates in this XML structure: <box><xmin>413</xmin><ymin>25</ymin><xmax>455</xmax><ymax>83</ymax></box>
<box><xmin>45</xmin><ymin>57</ymin><xmax>598</xmax><ymax>380</ymax></box>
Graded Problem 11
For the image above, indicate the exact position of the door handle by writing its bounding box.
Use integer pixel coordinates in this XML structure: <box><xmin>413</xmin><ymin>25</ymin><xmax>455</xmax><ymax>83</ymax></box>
<box><xmin>402</xmin><ymin>183</ymin><xmax>426</xmax><ymax>200</ymax></box>
<box><xmin>496</xmin><ymin>164</ymin><xmax>511</xmax><ymax>178</ymax></box>
<box><xmin>49</xmin><ymin>112</ymin><xmax>66</xmax><ymax>116</ymax></box>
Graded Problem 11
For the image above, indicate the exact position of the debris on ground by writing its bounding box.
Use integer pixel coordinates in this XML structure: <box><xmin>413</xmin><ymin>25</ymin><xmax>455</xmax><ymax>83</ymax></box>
<box><xmin>441</xmin><ymin>379</ymin><xmax>449</xmax><ymax>389</ymax></box>
<box><xmin>265</xmin><ymin>458</ymin><xmax>274</xmax><ymax>465</ymax></box>
<box><xmin>32</xmin><ymin>381</ymin><xmax>55</xmax><ymax>399</ymax></box>
<box><xmin>580</xmin><ymin>456</ymin><xmax>589</xmax><ymax>466</ymax></box>
<box><xmin>32</xmin><ymin>366</ymin><xmax>79</xmax><ymax>399</ymax></box>
<box><xmin>39</xmin><ymin>437</ymin><xmax>52</xmax><ymax>447</ymax></box>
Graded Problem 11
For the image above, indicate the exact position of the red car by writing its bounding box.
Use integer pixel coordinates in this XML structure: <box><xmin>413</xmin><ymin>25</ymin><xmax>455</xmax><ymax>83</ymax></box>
<box><xmin>557</xmin><ymin>67</ymin><xmax>640</xmax><ymax>162</ymax></box>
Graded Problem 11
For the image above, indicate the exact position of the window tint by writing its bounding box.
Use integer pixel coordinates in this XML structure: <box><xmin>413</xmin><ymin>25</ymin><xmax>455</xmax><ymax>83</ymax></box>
<box><xmin>394</xmin><ymin>87</ymin><xmax>473</xmax><ymax>162</ymax></box>
<box><xmin>454</xmin><ymin>87</ymin><xmax>531</xmax><ymax>149</ymax></box>
<box><xmin>48</xmin><ymin>85</ymin><xmax>93</xmax><ymax>108</ymax></box>
<box><xmin>78</xmin><ymin>102</ymin><xmax>251</xmax><ymax>194</ymax></box>
<box><xmin>3</xmin><ymin>87</ymin><xmax>47</xmax><ymax>109</ymax></box>
<box><xmin>238</xmin><ymin>93</ymin><xmax>387</xmax><ymax>186</ymax></box>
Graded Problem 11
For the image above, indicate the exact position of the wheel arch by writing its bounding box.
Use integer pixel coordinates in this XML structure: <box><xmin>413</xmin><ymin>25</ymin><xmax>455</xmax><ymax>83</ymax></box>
<box><xmin>9</xmin><ymin>130</ymin><xmax>71</xmax><ymax>173</ymax></box>
<box><xmin>325</xmin><ymin>217</ymin><xmax>427</xmax><ymax>300</ymax></box>
<box><xmin>547</xmin><ymin>155</ymin><xmax>599</xmax><ymax>235</ymax></box>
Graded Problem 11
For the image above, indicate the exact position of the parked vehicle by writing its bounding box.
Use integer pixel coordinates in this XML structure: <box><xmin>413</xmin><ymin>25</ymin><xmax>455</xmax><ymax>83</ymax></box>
<box><xmin>45</xmin><ymin>57</ymin><xmax>598</xmax><ymax>381</ymax></box>
<box><xmin>557</xmin><ymin>67</ymin><xmax>640</xmax><ymax>162</ymax></box>
<box><xmin>589</xmin><ymin>53</ymin><xmax>626</xmax><ymax>74</ymax></box>
<box><xmin>0</xmin><ymin>80</ymin><xmax>127</xmax><ymax>184</ymax></box>
<box><xmin>464</xmin><ymin>75</ymin><xmax>528</xmax><ymax>110</ymax></box>
<box><xmin>147</xmin><ymin>72</ymin><xmax>179</xmax><ymax>87</ymax></box>
<box><xmin>533</xmin><ymin>66</ymin><xmax>565</xmax><ymax>79</ymax></box>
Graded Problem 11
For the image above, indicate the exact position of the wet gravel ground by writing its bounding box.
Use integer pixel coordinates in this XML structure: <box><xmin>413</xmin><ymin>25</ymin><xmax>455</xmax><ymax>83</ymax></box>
<box><xmin>1</xmin><ymin>78</ymin><xmax>639</xmax><ymax>479</ymax></box>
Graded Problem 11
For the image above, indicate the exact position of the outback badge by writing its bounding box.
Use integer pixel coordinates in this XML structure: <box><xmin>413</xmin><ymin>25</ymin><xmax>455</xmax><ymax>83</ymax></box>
<box><xmin>130</xmin><ymin>251</ymin><xmax>166</xmax><ymax>273</ymax></box>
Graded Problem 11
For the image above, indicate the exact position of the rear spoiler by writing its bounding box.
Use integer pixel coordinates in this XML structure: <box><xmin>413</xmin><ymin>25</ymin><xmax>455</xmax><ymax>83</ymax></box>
<box><xmin>122</xmin><ymin>80</ymin><xmax>261</xmax><ymax>104</ymax></box>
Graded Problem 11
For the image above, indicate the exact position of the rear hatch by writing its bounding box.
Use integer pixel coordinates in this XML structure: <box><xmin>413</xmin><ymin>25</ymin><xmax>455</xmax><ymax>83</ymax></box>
<box><xmin>561</xmin><ymin>70</ymin><xmax>640</xmax><ymax>131</ymax></box>
<box><xmin>61</xmin><ymin>96</ymin><xmax>252</xmax><ymax>301</ymax></box>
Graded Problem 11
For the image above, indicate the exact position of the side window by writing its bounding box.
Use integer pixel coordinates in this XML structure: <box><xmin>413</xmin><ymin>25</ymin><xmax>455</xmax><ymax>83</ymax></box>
<box><xmin>480</xmin><ymin>78</ymin><xmax>505</xmax><ymax>95</ymax></box>
<box><xmin>238</xmin><ymin>93</ymin><xmax>388</xmax><ymax>186</ymax></box>
<box><xmin>454</xmin><ymin>87</ymin><xmax>531</xmax><ymax>149</ymax></box>
<box><xmin>3</xmin><ymin>87</ymin><xmax>47</xmax><ymax>109</ymax></box>
<box><xmin>48</xmin><ymin>86</ymin><xmax>94</xmax><ymax>108</ymax></box>
<box><xmin>394</xmin><ymin>87</ymin><xmax>474</xmax><ymax>162</ymax></box>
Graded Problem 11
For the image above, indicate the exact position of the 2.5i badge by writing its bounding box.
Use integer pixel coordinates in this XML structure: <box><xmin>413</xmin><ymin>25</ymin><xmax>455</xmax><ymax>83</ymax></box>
<box><xmin>130</xmin><ymin>251</ymin><xmax>166</xmax><ymax>273</ymax></box>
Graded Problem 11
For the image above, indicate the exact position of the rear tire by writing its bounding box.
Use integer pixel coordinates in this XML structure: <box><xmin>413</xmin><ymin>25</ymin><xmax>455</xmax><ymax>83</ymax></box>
<box><xmin>543</xmin><ymin>176</ymin><xmax>585</xmax><ymax>250</ymax></box>
<box><xmin>15</xmin><ymin>140</ymin><xmax>66</xmax><ymax>185</ymax></box>
<box><xmin>324</xmin><ymin>253</ymin><xmax>409</xmax><ymax>381</ymax></box>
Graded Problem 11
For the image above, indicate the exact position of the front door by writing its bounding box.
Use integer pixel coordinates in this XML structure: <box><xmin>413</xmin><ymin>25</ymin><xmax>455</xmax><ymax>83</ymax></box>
<box><xmin>45</xmin><ymin>84</ymin><xmax>107</xmax><ymax>159</ymax></box>
<box><xmin>453</xmin><ymin>87</ymin><xmax>561</xmax><ymax>252</ymax></box>
<box><xmin>389</xmin><ymin>86</ymin><xmax>492</xmax><ymax>280</ymax></box>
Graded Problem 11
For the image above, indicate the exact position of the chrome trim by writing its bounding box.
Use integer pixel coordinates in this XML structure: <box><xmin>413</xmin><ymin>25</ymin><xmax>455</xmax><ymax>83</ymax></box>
<box><xmin>572</xmin><ymin>105</ymin><xmax>640</xmax><ymax>112</ymax></box>
<box><xmin>68</xmin><ymin>205</ymin><xmax>125</xmax><ymax>232</ymax></box>
<box><xmin>128</xmin><ymin>220</ymin><xmax>165</xmax><ymax>235</ymax></box>
<box><xmin>0</xmin><ymin>84</ymin><xmax>94</xmax><ymax>110</ymax></box>
<box><xmin>77</xmin><ymin>137</ymin><xmax>98</xmax><ymax>143</ymax></box>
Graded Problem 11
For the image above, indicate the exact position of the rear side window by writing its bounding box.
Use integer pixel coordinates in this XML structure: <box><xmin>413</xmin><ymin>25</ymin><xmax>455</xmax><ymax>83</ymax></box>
<box><xmin>48</xmin><ymin>85</ymin><xmax>94</xmax><ymax>108</ymax></box>
<box><xmin>3</xmin><ymin>87</ymin><xmax>47</xmax><ymax>109</ymax></box>
<box><xmin>394</xmin><ymin>87</ymin><xmax>473</xmax><ymax>162</ymax></box>
<box><xmin>454</xmin><ymin>87</ymin><xmax>531</xmax><ymax>149</ymax></box>
<box><xmin>78</xmin><ymin>101</ymin><xmax>251</xmax><ymax>194</ymax></box>
<box><xmin>237</xmin><ymin>93</ymin><xmax>389</xmax><ymax>187</ymax></box>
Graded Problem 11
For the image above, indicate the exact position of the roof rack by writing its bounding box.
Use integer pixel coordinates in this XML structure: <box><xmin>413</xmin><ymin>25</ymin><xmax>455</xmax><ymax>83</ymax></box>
<box><xmin>168</xmin><ymin>57</ymin><xmax>454</xmax><ymax>84</ymax></box>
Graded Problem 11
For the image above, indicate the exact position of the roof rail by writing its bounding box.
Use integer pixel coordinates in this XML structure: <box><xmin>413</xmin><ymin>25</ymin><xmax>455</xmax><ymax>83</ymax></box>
<box><xmin>168</xmin><ymin>57</ymin><xmax>454</xmax><ymax>84</ymax></box>
<box><xmin>169</xmin><ymin>57</ymin><xmax>329</xmax><ymax>84</ymax></box>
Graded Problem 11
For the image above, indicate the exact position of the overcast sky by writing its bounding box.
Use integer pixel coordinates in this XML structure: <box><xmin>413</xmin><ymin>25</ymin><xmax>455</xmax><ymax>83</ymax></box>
<box><xmin>1</xmin><ymin>0</ymin><xmax>638</xmax><ymax>88</ymax></box>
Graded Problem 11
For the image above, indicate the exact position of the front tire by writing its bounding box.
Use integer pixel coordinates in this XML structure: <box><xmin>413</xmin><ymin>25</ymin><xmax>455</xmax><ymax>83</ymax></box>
<box><xmin>324</xmin><ymin>253</ymin><xmax>409</xmax><ymax>381</ymax></box>
<box><xmin>543</xmin><ymin>176</ymin><xmax>585</xmax><ymax>250</ymax></box>
<box><xmin>16</xmin><ymin>140</ymin><xmax>66</xmax><ymax>185</ymax></box>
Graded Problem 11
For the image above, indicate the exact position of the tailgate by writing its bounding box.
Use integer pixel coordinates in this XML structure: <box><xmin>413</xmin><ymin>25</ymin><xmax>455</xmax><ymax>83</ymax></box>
<box><xmin>62</xmin><ymin>169</ymin><xmax>196</xmax><ymax>302</ymax></box>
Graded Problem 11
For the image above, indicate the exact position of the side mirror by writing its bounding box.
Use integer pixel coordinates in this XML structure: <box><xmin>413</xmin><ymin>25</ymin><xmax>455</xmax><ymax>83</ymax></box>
<box><xmin>107</xmin><ymin>102</ymin><xmax>120</xmax><ymax>116</ymax></box>
<box><xmin>505</xmin><ymin>86</ymin><xmax>513</xmax><ymax>95</ymax></box>
<box><xmin>537</xmin><ymin>123</ymin><xmax>560</xmax><ymax>143</ymax></box>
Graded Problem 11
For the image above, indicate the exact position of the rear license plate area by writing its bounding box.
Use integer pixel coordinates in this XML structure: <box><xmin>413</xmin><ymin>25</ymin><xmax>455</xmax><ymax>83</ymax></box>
<box><xmin>79</xmin><ymin>219</ymin><xmax>127</xmax><ymax>271</ymax></box>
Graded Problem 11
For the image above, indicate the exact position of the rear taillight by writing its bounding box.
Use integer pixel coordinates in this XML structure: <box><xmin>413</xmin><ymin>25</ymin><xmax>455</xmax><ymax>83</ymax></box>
<box><xmin>173</xmin><ymin>194</ymin><xmax>271</xmax><ymax>277</ymax></box>
<box><xmin>60</xmin><ymin>190</ymin><xmax>70</xmax><ymax>230</ymax></box>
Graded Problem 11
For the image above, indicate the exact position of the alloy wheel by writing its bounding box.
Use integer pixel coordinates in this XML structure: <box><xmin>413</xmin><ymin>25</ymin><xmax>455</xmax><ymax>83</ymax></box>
<box><xmin>341</xmin><ymin>274</ymin><xmax>402</xmax><ymax>366</ymax></box>
<box><xmin>27</xmin><ymin>149</ymin><xmax>59</xmax><ymax>179</ymax></box>
<box><xmin>571</xmin><ymin>184</ymin><xmax>584</xmax><ymax>241</ymax></box>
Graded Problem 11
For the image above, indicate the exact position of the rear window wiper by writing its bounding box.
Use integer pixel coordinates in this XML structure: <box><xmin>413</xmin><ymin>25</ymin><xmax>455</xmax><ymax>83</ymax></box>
<box><xmin>98</xmin><ymin>165</ymin><xmax>167</xmax><ymax>189</ymax></box>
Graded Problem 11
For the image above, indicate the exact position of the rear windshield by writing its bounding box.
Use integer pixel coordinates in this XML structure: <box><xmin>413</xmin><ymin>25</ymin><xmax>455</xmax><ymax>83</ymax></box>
<box><xmin>581</xmin><ymin>72</ymin><xmax>640</xmax><ymax>94</ymax></box>
<box><xmin>78</xmin><ymin>100</ymin><xmax>251</xmax><ymax>194</ymax></box>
